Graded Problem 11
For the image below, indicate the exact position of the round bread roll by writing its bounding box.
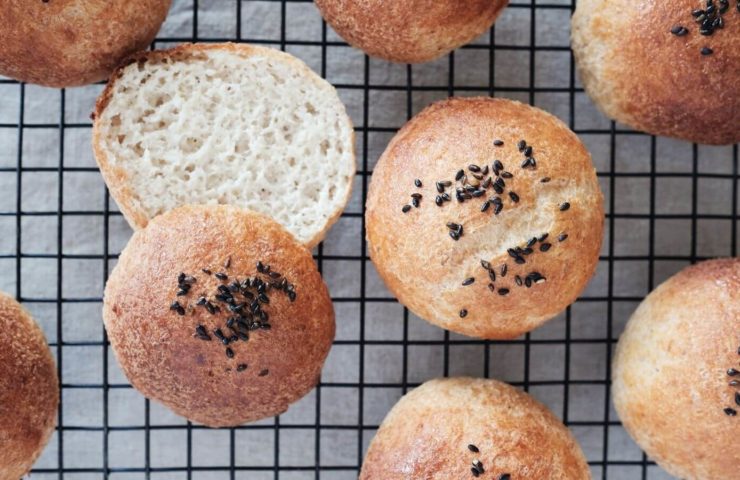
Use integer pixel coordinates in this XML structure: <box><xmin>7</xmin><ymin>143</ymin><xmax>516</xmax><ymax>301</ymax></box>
<box><xmin>572</xmin><ymin>0</ymin><xmax>740</xmax><ymax>145</ymax></box>
<box><xmin>93</xmin><ymin>43</ymin><xmax>355</xmax><ymax>248</ymax></box>
<box><xmin>314</xmin><ymin>0</ymin><xmax>508</xmax><ymax>63</ymax></box>
<box><xmin>361</xmin><ymin>377</ymin><xmax>590</xmax><ymax>479</ymax></box>
<box><xmin>612</xmin><ymin>258</ymin><xmax>740</xmax><ymax>480</ymax></box>
<box><xmin>0</xmin><ymin>291</ymin><xmax>58</xmax><ymax>479</ymax></box>
<box><xmin>103</xmin><ymin>205</ymin><xmax>335</xmax><ymax>427</ymax></box>
<box><xmin>0</xmin><ymin>0</ymin><xmax>171</xmax><ymax>87</ymax></box>
<box><xmin>366</xmin><ymin>97</ymin><xmax>603</xmax><ymax>339</ymax></box>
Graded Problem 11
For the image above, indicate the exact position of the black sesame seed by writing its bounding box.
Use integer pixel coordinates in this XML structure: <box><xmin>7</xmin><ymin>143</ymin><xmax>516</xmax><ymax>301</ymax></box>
<box><xmin>402</xmin><ymin>204</ymin><xmax>412</xmax><ymax>213</ymax></box>
<box><xmin>468</xmin><ymin>164</ymin><xmax>481</xmax><ymax>173</ymax></box>
<box><xmin>514</xmin><ymin>256</ymin><xmax>525</xmax><ymax>265</ymax></box>
<box><xmin>471</xmin><ymin>467</ymin><xmax>480</xmax><ymax>477</ymax></box>
<box><xmin>472</xmin><ymin>189</ymin><xmax>486</xmax><ymax>198</ymax></box>
<box><xmin>468</xmin><ymin>444</ymin><xmax>479</xmax><ymax>453</ymax></box>
<box><xmin>525</xmin><ymin>276</ymin><xmax>532</xmax><ymax>288</ymax></box>
<box><xmin>481</xmin><ymin>166</ymin><xmax>489</xmax><ymax>176</ymax></box>
<box><xmin>493</xmin><ymin>201</ymin><xmax>503</xmax><ymax>215</ymax></box>
<box><xmin>509</xmin><ymin>191</ymin><xmax>520</xmax><ymax>203</ymax></box>
<box><xmin>176</xmin><ymin>288</ymin><xmax>188</xmax><ymax>296</ymax></box>
<box><xmin>411</xmin><ymin>197</ymin><xmax>420</xmax><ymax>208</ymax></box>
<box><xmin>237</xmin><ymin>364</ymin><xmax>248</xmax><ymax>372</ymax></box>
<box><xmin>731</xmin><ymin>380</ymin><xmax>740</xmax><ymax>386</ymax></box>
<box><xmin>201</xmin><ymin>268</ymin><xmax>212</xmax><ymax>275</ymax></box>
<box><xmin>558</xmin><ymin>233</ymin><xmax>568</xmax><ymax>242</ymax></box>
<box><xmin>225</xmin><ymin>347</ymin><xmax>235</xmax><ymax>358</ymax></box>
<box><xmin>462</xmin><ymin>277</ymin><xmax>475</xmax><ymax>286</ymax></box>
<box><xmin>456</xmin><ymin>169</ymin><xmax>465</xmax><ymax>181</ymax></box>
<box><xmin>436</xmin><ymin>182</ymin><xmax>445</xmax><ymax>193</ymax></box>
<box><xmin>481</xmin><ymin>201</ymin><xmax>490</xmax><ymax>212</ymax></box>
<box><xmin>540</xmin><ymin>243</ymin><xmax>552</xmax><ymax>252</ymax></box>
<box><xmin>472</xmin><ymin>460</ymin><xmax>483</xmax><ymax>472</ymax></box>
<box><xmin>515</xmin><ymin>275</ymin><xmax>523</xmax><ymax>286</ymax></box>
<box><xmin>498</xmin><ymin>288</ymin><xmax>509</xmax><ymax>296</ymax></box>
<box><xmin>447</xmin><ymin>222</ymin><xmax>460</xmax><ymax>230</ymax></box>
<box><xmin>411</xmin><ymin>193</ymin><xmax>422</xmax><ymax>199</ymax></box>
<box><xmin>524</xmin><ymin>146</ymin><xmax>533</xmax><ymax>156</ymax></box>
<box><xmin>460</xmin><ymin>309</ymin><xmax>468</xmax><ymax>318</ymax></box>
<box><xmin>493</xmin><ymin>139</ymin><xmax>504</xmax><ymax>146</ymax></box>
<box><xmin>493</xmin><ymin>160</ymin><xmax>504</xmax><ymax>174</ymax></box>
<box><xmin>501</xmin><ymin>171</ymin><xmax>513</xmax><ymax>179</ymax></box>
<box><xmin>450</xmin><ymin>231</ymin><xmax>461</xmax><ymax>241</ymax></box>
<box><xmin>215</xmin><ymin>272</ymin><xmax>228</xmax><ymax>281</ymax></box>
<box><xmin>735</xmin><ymin>392</ymin><xmax>740</xmax><ymax>406</ymax></box>
<box><xmin>500</xmin><ymin>264</ymin><xmax>508</xmax><ymax>277</ymax></box>
<box><xmin>701</xmin><ymin>46</ymin><xmax>713</xmax><ymax>55</ymax></box>
<box><xmin>517</xmin><ymin>140</ymin><xmax>527</xmax><ymax>151</ymax></box>
<box><xmin>724</xmin><ymin>407</ymin><xmax>737</xmax><ymax>416</ymax></box>
<box><xmin>435</xmin><ymin>196</ymin><xmax>444</xmax><ymax>206</ymax></box>
<box><xmin>488</xmin><ymin>283</ymin><xmax>495</xmax><ymax>292</ymax></box>
<box><xmin>499</xmin><ymin>475</ymin><xmax>511</xmax><ymax>480</ymax></box>
<box><xmin>728</xmin><ymin>368</ymin><xmax>739</xmax><ymax>376</ymax></box>
<box><xmin>559</xmin><ymin>202</ymin><xmax>571</xmax><ymax>211</ymax></box>
<box><xmin>259</xmin><ymin>369</ymin><xmax>269</xmax><ymax>377</ymax></box>
<box><xmin>540</xmin><ymin>177</ymin><xmax>551</xmax><ymax>183</ymax></box>
<box><xmin>671</xmin><ymin>25</ymin><xmax>688</xmax><ymax>36</ymax></box>
<box><xmin>414</xmin><ymin>178</ymin><xmax>422</xmax><ymax>187</ymax></box>
<box><xmin>481</xmin><ymin>260</ymin><xmax>491</xmax><ymax>270</ymax></box>
<box><xmin>692</xmin><ymin>8</ymin><xmax>704</xmax><ymax>16</ymax></box>
<box><xmin>527</xmin><ymin>237</ymin><xmax>537</xmax><ymax>248</ymax></box>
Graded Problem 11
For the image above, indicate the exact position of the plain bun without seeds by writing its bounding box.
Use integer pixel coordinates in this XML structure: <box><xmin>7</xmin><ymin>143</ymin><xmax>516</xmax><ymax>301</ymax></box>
<box><xmin>366</xmin><ymin>97</ymin><xmax>603</xmax><ymax>339</ymax></box>
<box><xmin>0</xmin><ymin>0</ymin><xmax>172</xmax><ymax>88</ymax></box>
<box><xmin>0</xmin><ymin>291</ymin><xmax>59</xmax><ymax>479</ymax></box>
<box><xmin>93</xmin><ymin>43</ymin><xmax>355</xmax><ymax>248</ymax></box>
<box><xmin>612</xmin><ymin>258</ymin><xmax>740</xmax><ymax>480</ymax></box>
<box><xmin>103</xmin><ymin>205</ymin><xmax>335</xmax><ymax>427</ymax></box>
<box><xmin>360</xmin><ymin>377</ymin><xmax>590</xmax><ymax>479</ymax></box>
<box><xmin>314</xmin><ymin>0</ymin><xmax>509</xmax><ymax>63</ymax></box>
<box><xmin>572</xmin><ymin>0</ymin><xmax>740</xmax><ymax>145</ymax></box>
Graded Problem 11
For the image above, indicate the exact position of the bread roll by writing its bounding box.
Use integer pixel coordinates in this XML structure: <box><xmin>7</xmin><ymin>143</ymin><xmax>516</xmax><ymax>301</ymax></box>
<box><xmin>103</xmin><ymin>205</ymin><xmax>335</xmax><ymax>427</ymax></box>
<box><xmin>366</xmin><ymin>97</ymin><xmax>603</xmax><ymax>339</ymax></box>
<box><xmin>572</xmin><ymin>0</ymin><xmax>740</xmax><ymax>145</ymax></box>
<box><xmin>93</xmin><ymin>43</ymin><xmax>355</xmax><ymax>248</ymax></box>
<box><xmin>612</xmin><ymin>258</ymin><xmax>740</xmax><ymax>480</ymax></box>
<box><xmin>0</xmin><ymin>291</ymin><xmax>58</xmax><ymax>479</ymax></box>
<box><xmin>314</xmin><ymin>0</ymin><xmax>508</xmax><ymax>63</ymax></box>
<box><xmin>0</xmin><ymin>0</ymin><xmax>171</xmax><ymax>87</ymax></box>
<box><xmin>361</xmin><ymin>377</ymin><xmax>590</xmax><ymax>479</ymax></box>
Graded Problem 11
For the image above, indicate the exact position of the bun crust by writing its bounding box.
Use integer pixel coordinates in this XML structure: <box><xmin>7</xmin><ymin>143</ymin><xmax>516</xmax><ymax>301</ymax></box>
<box><xmin>0</xmin><ymin>291</ymin><xmax>59</xmax><ymax>479</ymax></box>
<box><xmin>314</xmin><ymin>0</ymin><xmax>508</xmax><ymax>63</ymax></box>
<box><xmin>103</xmin><ymin>206</ymin><xmax>335</xmax><ymax>427</ymax></box>
<box><xmin>612</xmin><ymin>258</ymin><xmax>740</xmax><ymax>480</ymax></box>
<box><xmin>366</xmin><ymin>97</ymin><xmax>603</xmax><ymax>339</ymax></box>
<box><xmin>360</xmin><ymin>377</ymin><xmax>590</xmax><ymax>479</ymax></box>
<box><xmin>0</xmin><ymin>0</ymin><xmax>171</xmax><ymax>87</ymax></box>
<box><xmin>572</xmin><ymin>0</ymin><xmax>740</xmax><ymax>145</ymax></box>
<box><xmin>92</xmin><ymin>42</ymin><xmax>355</xmax><ymax>249</ymax></box>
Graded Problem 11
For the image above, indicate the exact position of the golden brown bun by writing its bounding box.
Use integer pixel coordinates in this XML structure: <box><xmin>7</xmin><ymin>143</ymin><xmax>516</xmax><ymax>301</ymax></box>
<box><xmin>0</xmin><ymin>291</ymin><xmax>59</xmax><ymax>479</ymax></box>
<box><xmin>360</xmin><ymin>377</ymin><xmax>591</xmax><ymax>479</ymax></box>
<box><xmin>103</xmin><ymin>205</ymin><xmax>335</xmax><ymax>427</ymax></box>
<box><xmin>366</xmin><ymin>97</ymin><xmax>603</xmax><ymax>339</ymax></box>
<box><xmin>612</xmin><ymin>258</ymin><xmax>740</xmax><ymax>480</ymax></box>
<box><xmin>572</xmin><ymin>0</ymin><xmax>740</xmax><ymax>145</ymax></box>
<box><xmin>0</xmin><ymin>0</ymin><xmax>171</xmax><ymax>87</ymax></box>
<box><xmin>314</xmin><ymin>0</ymin><xmax>508</xmax><ymax>63</ymax></box>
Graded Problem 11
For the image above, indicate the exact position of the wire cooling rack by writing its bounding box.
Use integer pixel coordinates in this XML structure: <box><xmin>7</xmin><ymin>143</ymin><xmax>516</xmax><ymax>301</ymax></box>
<box><xmin>0</xmin><ymin>0</ymin><xmax>738</xmax><ymax>479</ymax></box>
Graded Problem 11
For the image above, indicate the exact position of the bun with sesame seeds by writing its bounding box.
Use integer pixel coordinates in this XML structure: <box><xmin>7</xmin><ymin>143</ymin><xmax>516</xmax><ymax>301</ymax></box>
<box><xmin>571</xmin><ymin>0</ymin><xmax>740</xmax><ymax>145</ymax></box>
<box><xmin>366</xmin><ymin>97</ymin><xmax>603</xmax><ymax>340</ymax></box>
<box><xmin>360</xmin><ymin>377</ymin><xmax>591</xmax><ymax>479</ymax></box>
<box><xmin>314</xmin><ymin>0</ymin><xmax>509</xmax><ymax>63</ymax></box>
<box><xmin>103</xmin><ymin>205</ymin><xmax>335</xmax><ymax>427</ymax></box>
<box><xmin>612</xmin><ymin>258</ymin><xmax>740</xmax><ymax>480</ymax></box>
<box><xmin>0</xmin><ymin>291</ymin><xmax>59</xmax><ymax>479</ymax></box>
<box><xmin>0</xmin><ymin>0</ymin><xmax>172</xmax><ymax>87</ymax></box>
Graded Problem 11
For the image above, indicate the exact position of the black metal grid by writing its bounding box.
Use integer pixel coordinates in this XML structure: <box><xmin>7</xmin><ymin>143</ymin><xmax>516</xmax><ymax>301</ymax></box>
<box><xmin>0</xmin><ymin>0</ymin><xmax>738</xmax><ymax>479</ymax></box>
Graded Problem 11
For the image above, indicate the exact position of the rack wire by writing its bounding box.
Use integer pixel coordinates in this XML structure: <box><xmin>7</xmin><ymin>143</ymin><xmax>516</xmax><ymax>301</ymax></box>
<box><xmin>0</xmin><ymin>0</ymin><xmax>737</xmax><ymax>479</ymax></box>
